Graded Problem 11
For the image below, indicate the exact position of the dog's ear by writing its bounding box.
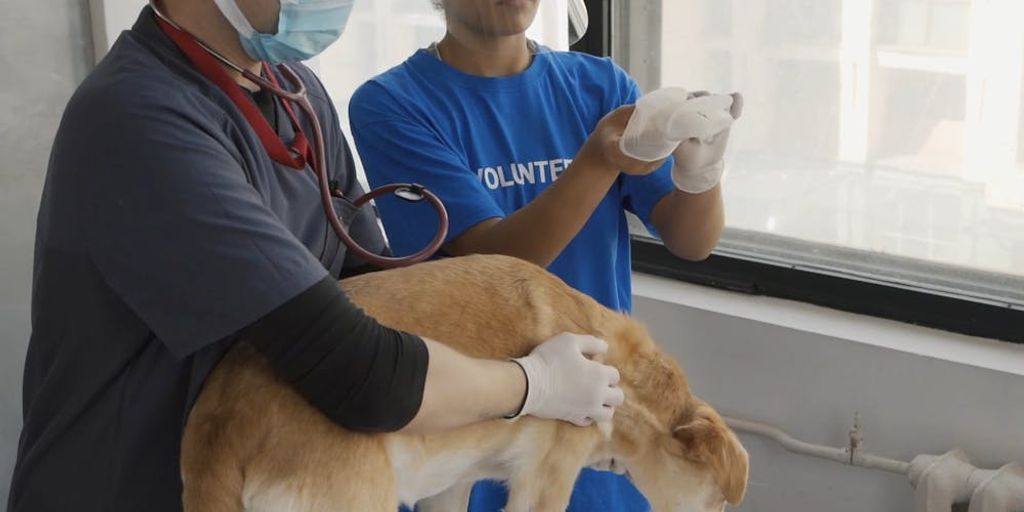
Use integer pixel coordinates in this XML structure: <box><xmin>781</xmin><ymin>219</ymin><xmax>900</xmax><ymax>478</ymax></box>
<box><xmin>672</xmin><ymin>401</ymin><xmax>749</xmax><ymax>504</ymax></box>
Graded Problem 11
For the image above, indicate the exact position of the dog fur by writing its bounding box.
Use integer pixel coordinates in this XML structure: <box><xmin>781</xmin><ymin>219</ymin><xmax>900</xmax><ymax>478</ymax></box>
<box><xmin>180</xmin><ymin>254</ymin><xmax>748</xmax><ymax>512</ymax></box>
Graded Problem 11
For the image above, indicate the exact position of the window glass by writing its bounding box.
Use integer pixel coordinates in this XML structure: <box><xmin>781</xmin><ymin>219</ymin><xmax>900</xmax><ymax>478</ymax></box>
<box><xmin>630</xmin><ymin>0</ymin><xmax>1024</xmax><ymax>301</ymax></box>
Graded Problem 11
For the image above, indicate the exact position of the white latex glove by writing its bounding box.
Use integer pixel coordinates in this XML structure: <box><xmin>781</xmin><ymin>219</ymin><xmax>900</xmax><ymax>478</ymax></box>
<box><xmin>620</xmin><ymin>87</ymin><xmax>744</xmax><ymax>194</ymax></box>
<box><xmin>509</xmin><ymin>333</ymin><xmax>624</xmax><ymax>426</ymax></box>
<box><xmin>670</xmin><ymin>91</ymin><xmax>743</xmax><ymax>193</ymax></box>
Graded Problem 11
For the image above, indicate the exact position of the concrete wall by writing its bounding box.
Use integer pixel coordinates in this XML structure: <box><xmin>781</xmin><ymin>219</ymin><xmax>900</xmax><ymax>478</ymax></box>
<box><xmin>632</xmin><ymin>277</ymin><xmax>1024</xmax><ymax>512</ymax></box>
<box><xmin>0</xmin><ymin>0</ymin><xmax>93</xmax><ymax>506</ymax></box>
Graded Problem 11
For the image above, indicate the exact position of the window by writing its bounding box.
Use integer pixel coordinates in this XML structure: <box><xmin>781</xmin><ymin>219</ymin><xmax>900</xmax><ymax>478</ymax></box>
<box><xmin>612</xmin><ymin>0</ymin><xmax>1024</xmax><ymax>340</ymax></box>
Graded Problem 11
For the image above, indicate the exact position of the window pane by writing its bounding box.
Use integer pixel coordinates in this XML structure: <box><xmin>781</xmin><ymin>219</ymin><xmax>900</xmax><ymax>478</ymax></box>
<box><xmin>636</xmin><ymin>0</ymin><xmax>1024</xmax><ymax>299</ymax></box>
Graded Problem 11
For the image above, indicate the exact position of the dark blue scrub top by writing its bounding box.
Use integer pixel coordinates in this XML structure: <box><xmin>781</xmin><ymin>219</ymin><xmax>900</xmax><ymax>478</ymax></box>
<box><xmin>7</xmin><ymin>7</ymin><xmax>385</xmax><ymax>511</ymax></box>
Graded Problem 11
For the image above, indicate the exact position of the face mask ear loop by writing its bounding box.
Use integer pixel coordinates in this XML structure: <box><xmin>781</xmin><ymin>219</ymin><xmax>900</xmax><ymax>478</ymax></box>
<box><xmin>211</xmin><ymin>0</ymin><xmax>260</xmax><ymax>38</ymax></box>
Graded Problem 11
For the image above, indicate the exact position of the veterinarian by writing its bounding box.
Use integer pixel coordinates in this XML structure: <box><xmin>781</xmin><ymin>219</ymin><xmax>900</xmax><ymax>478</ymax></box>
<box><xmin>348</xmin><ymin>1</ymin><xmax>743</xmax><ymax>510</ymax></box>
<box><xmin>5</xmin><ymin>1</ymin><xmax>627</xmax><ymax>510</ymax></box>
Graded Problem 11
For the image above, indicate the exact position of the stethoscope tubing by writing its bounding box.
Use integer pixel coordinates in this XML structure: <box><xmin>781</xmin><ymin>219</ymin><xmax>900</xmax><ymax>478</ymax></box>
<box><xmin>150</xmin><ymin>2</ymin><xmax>448</xmax><ymax>268</ymax></box>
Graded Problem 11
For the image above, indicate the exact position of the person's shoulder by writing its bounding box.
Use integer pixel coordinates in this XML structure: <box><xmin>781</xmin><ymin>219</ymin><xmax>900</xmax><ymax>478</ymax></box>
<box><xmin>363</xmin><ymin>51</ymin><xmax>428</xmax><ymax>93</ymax></box>
<box><xmin>544</xmin><ymin>50</ymin><xmax>630</xmax><ymax>83</ymax></box>
<box><xmin>68</xmin><ymin>43</ymin><xmax>220</xmax><ymax>134</ymax></box>
<box><xmin>53</xmin><ymin>45</ymin><xmax>231</xmax><ymax>182</ymax></box>
<box><xmin>349</xmin><ymin>52</ymin><xmax>428</xmax><ymax>124</ymax></box>
<box><xmin>542</xmin><ymin>50</ymin><xmax>638</xmax><ymax>107</ymax></box>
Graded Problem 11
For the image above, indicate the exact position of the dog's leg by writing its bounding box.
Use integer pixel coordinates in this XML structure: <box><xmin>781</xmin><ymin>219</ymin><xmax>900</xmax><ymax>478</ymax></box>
<box><xmin>506</xmin><ymin>424</ymin><xmax>603</xmax><ymax>512</ymax></box>
<box><xmin>505</xmin><ymin>461</ymin><xmax>581</xmax><ymax>512</ymax></box>
<box><xmin>504</xmin><ymin>483</ymin><xmax>538</xmax><ymax>512</ymax></box>
<box><xmin>416</xmin><ymin>481</ymin><xmax>473</xmax><ymax>512</ymax></box>
<box><xmin>531</xmin><ymin>469</ymin><xmax>580</xmax><ymax>512</ymax></box>
<box><xmin>522</xmin><ymin>460</ymin><xmax>585</xmax><ymax>512</ymax></box>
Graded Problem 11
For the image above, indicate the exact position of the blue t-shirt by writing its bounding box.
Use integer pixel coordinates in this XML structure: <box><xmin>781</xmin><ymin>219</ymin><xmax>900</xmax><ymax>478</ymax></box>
<box><xmin>350</xmin><ymin>48</ymin><xmax>673</xmax><ymax>313</ymax></box>
<box><xmin>350</xmin><ymin>49</ymin><xmax>674</xmax><ymax>512</ymax></box>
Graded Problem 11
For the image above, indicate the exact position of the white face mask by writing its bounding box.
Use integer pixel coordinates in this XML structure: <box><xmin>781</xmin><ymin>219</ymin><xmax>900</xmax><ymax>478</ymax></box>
<box><xmin>212</xmin><ymin>0</ymin><xmax>356</xmax><ymax>63</ymax></box>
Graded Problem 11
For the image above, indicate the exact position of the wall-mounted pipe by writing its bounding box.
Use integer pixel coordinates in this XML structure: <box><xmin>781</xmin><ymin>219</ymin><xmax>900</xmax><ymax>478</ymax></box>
<box><xmin>725</xmin><ymin>416</ymin><xmax>1024</xmax><ymax>512</ymax></box>
<box><xmin>724</xmin><ymin>415</ymin><xmax>910</xmax><ymax>475</ymax></box>
<box><xmin>909</xmin><ymin>451</ymin><xmax>1024</xmax><ymax>512</ymax></box>
<box><xmin>968</xmin><ymin>463</ymin><xmax>1024</xmax><ymax>512</ymax></box>
<box><xmin>908</xmin><ymin>449</ymin><xmax>977</xmax><ymax>512</ymax></box>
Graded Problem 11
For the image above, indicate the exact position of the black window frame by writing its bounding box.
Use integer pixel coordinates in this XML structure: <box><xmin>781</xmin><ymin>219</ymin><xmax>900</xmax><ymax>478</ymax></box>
<box><xmin>572</xmin><ymin>0</ymin><xmax>1024</xmax><ymax>344</ymax></box>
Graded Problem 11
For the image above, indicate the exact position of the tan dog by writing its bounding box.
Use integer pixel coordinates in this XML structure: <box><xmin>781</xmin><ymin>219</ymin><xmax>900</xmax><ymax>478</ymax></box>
<box><xmin>181</xmin><ymin>254</ymin><xmax>748</xmax><ymax>512</ymax></box>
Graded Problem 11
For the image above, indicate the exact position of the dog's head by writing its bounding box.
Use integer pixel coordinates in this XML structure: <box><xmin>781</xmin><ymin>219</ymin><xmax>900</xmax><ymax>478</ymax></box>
<box><xmin>598</xmin><ymin>399</ymin><xmax>745</xmax><ymax>512</ymax></box>
<box><xmin>598</xmin><ymin>399</ymin><xmax>748</xmax><ymax>512</ymax></box>
<box><xmin>598</xmin><ymin>324</ymin><xmax>748</xmax><ymax>511</ymax></box>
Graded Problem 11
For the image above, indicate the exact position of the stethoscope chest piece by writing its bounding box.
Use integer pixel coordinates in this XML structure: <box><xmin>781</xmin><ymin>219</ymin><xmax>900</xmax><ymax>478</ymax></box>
<box><xmin>394</xmin><ymin>184</ymin><xmax>427</xmax><ymax>203</ymax></box>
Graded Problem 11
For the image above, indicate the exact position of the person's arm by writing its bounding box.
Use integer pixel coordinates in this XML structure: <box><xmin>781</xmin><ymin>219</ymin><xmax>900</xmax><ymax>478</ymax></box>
<box><xmin>445</xmin><ymin>106</ymin><xmax>664</xmax><ymax>267</ymax></box>
<box><xmin>244</xmin><ymin>277</ymin><xmax>622</xmax><ymax>434</ymax></box>
<box><xmin>242</xmin><ymin>276</ymin><xmax>519</xmax><ymax>432</ymax></box>
<box><xmin>649</xmin><ymin>185</ymin><xmax>725</xmax><ymax>261</ymax></box>
<box><xmin>626</xmin><ymin>91</ymin><xmax>744</xmax><ymax>261</ymax></box>
<box><xmin>451</xmin><ymin>96</ymin><xmax>731</xmax><ymax>265</ymax></box>
<box><xmin>403</xmin><ymin>339</ymin><xmax>525</xmax><ymax>432</ymax></box>
<box><xmin>348</xmin><ymin>84</ymin><xmax>661</xmax><ymax>267</ymax></box>
<box><xmin>412</xmin><ymin>332</ymin><xmax>622</xmax><ymax>431</ymax></box>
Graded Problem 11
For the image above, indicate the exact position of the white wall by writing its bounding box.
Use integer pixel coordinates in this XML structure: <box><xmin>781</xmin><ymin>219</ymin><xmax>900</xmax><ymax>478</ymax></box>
<box><xmin>88</xmin><ymin>0</ymin><xmax>146</xmax><ymax>63</ymax></box>
<box><xmin>632</xmin><ymin>275</ymin><xmax>1024</xmax><ymax>512</ymax></box>
<box><xmin>0</xmin><ymin>0</ymin><xmax>94</xmax><ymax>506</ymax></box>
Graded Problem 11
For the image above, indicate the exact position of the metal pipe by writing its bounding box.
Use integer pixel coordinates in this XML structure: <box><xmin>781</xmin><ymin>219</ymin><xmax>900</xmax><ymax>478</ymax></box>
<box><xmin>724</xmin><ymin>416</ymin><xmax>911</xmax><ymax>475</ymax></box>
<box><xmin>724</xmin><ymin>416</ymin><xmax>1024</xmax><ymax>511</ymax></box>
<box><xmin>967</xmin><ymin>462</ymin><xmax>1024</xmax><ymax>512</ymax></box>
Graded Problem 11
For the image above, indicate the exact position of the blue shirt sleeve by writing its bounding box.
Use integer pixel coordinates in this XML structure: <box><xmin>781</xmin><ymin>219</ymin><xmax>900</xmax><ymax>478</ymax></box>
<box><xmin>78</xmin><ymin>82</ymin><xmax>328</xmax><ymax>358</ymax></box>
<box><xmin>349</xmin><ymin>82</ymin><xmax>504</xmax><ymax>257</ymax></box>
<box><xmin>611</xmin><ymin>64</ymin><xmax>675</xmax><ymax>235</ymax></box>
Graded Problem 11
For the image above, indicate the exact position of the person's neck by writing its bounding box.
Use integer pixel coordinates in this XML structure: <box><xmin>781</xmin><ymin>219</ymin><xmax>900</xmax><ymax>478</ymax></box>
<box><xmin>158</xmin><ymin>0</ymin><xmax>263</xmax><ymax>90</ymax></box>
<box><xmin>436</xmin><ymin>26</ymin><xmax>532</xmax><ymax>77</ymax></box>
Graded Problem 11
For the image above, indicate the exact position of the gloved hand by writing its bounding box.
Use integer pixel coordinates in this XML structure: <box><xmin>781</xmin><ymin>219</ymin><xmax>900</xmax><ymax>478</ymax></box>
<box><xmin>581</xmin><ymin>105</ymin><xmax>669</xmax><ymax>177</ymax></box>
<box><xmin>509</xmin><ymin>332</ymin><xmax>624</xmax><ymax>426</ymax></box>
<box><xmin>670</xmin><ymin>91</ymin><xmax>743</xmax><ymax>193</ymax></box>
<box><xmin>620</xmin><ymin>87</ymin><xmax>744</xmax><ymax>194</ymax></box>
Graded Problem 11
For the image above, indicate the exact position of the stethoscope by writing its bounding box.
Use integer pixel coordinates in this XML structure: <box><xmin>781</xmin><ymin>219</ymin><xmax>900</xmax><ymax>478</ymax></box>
<box><xmin>151</xmin><ymin>3</ymin><xmax>448</xmax><ymax>268</ymax></box>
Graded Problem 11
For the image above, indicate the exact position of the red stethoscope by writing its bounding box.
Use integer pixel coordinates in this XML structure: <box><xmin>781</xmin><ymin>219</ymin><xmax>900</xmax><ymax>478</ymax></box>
<box><xmin>151</xmin><ymin>4</ymin><xmax>448</xmax><ymax>268</ymax></box>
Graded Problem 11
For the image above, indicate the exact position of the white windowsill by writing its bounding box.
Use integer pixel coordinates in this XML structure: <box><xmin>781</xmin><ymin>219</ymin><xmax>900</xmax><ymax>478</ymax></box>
<box><xmin>631</xmin><ymin>272</ymin><xmax>1024</xmax><ymax>377</ymax></box>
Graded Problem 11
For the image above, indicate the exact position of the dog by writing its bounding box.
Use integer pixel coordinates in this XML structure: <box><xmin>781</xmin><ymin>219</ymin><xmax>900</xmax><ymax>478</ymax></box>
<box><xmin>181</xmin><ymin>254</ymin><xmax>748</xmax><ymax>511</ymax></box>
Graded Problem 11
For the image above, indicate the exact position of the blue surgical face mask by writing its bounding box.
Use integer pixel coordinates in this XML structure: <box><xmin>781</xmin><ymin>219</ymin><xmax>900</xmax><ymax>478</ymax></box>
<box><xmin>213</xmin><ymin>0</ymin><xmax>355</xmax><ymax>63</ymax></box>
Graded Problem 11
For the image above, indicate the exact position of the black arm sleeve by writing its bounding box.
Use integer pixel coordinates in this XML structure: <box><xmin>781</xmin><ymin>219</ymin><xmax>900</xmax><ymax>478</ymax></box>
<box><xmin>243</xmin><ymin>276</ymin><xmax>429</xmax><ymax>433</ymax></box>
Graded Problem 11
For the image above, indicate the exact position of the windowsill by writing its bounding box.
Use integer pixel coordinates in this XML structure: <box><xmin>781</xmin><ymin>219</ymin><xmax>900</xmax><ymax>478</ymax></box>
<box><xmin>632</xmin><ymin>271</ymin><xmax>1024</xmax><ymax>377</ymax></box>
